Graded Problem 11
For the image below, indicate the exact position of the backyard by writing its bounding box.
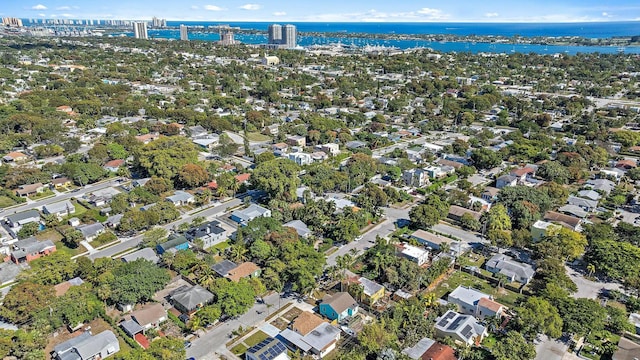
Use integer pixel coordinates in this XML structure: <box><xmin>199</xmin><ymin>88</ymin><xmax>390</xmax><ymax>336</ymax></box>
<box><xmin>431</xmin><ymin>270</ymin><xmax>523</xmax><ymax>308</ymax></box>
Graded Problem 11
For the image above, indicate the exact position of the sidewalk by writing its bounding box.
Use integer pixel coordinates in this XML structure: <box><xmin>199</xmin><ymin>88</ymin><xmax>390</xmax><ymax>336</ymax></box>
<box><xmin>80</xmin><ymin>240</ymin><xmax>96</xmax><ymax>254</ymax></box>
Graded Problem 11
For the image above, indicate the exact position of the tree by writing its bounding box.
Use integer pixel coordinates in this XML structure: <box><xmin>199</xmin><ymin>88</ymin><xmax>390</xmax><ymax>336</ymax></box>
<box><xmin>142</xmin><ymin>227</ymin><xmax>168</xmax><ymax>248</ymax></box>
<box><xmin>537</xmin><ymin>161</ymin><xmax>570</xmax><ymax>184</ymax></box>
<box><xmin>460</xmin><ymin>213</ymin><xmax>481</xmax><ymax>231</ymax></box>
<box><xmin>136</xmin><ymin>136</ymin><xmax>199</xmax><ymax>180</ymax></box>
<box><xmin>539</xmin><ymin>226</ymin><xmax>587</xmax><ymax>261</ymax></box>
<box><xmin>16</xmin><ymin>222</ymin><xmax>39</xmax><ymax>239</ymax></box>
<box><xmin>177</xmin><ymin>163</ymin><xmax>209</xmax><ymax>188</ymax></box>
<box><xmin>485</xmin><ymin>204</ymin><xmax>512</xmax><ymax>248</ymax></box>
<box><xmin>515</xmin><ymin>297</ymin><xmax>563</xmax><ymax>339</ymax></box>
<box><xmin>252</xmin><ymin>158</ymin><xmax>301</xmax><ymax>201</ymax></box>
<box><xmin>492</xmin><ymin>331</ymin><xmax>536</xmax><ymax>360</ymax></box>
<box><xmin>0</xmin><ymin>282</ymin><xmax>54</xmax><ymax>324</ymax></box>
<box><xmin>471</xmin><ymin>148</ymin><xmax>502</xmax><ymax>170</ymax></box>
<box><xmin>19</xmin><ymin>251</ymin><xmax>78</xmax><ymax>285</ymax></box>
<box><xmin>557</xmin><ymin>298</ymin><xmax>607</xmax><ymax>336</ymax></box>
<box><xmin>357</xmin><ymin>319</ymin><xmax>397</xmax><ymax>356</ymax></box>
<box><xmin>107</xmin><ymin>259</ymin><xmax>170</xmax><ymax>305</ymax></box>
<box><xmin>63</xmin><ymin>228</ymin><xmax>83</xmax><ymax>248</ymax></box>
<box><xmin>212</xmin><ymin>278</ymin><xmax>256</xmax><ymax>317</ymax></box>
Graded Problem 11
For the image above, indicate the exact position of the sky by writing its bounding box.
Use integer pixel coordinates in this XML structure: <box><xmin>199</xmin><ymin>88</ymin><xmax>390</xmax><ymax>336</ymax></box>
<box><xmin>3</xmin><ymin>0</ymin><xmax>640</xmax><ymax>22</ymax></box>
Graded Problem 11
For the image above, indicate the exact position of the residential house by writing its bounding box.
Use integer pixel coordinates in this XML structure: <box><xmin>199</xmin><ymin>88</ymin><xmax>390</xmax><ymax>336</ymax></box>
<box><xmin>284</xmin><ymin>220</ymin><xmax>312</xmax><ymax>239</ymax></box>
<box><xmin>436</xmin><ymin>158</ymin><xmax>464</xmax><ymax>170</ymax></box>
<box><xmin>566</xmin><ymin>195</ymin><xmax>598</xmax><ymax>212</ymax></box>
<box><xmin>77</xmin><ymin>223</ymin><xmax>105</xmax><ymax>242</ymax></box>
<box><xmin>544</xmin><ymin>211</ymin><xmax>582</xmax><ymax>231</ymax></box>
<box><xmin>558</xmin><ymin>204</ymin><xmax>589</xmax><ymax>219</ymax></box>
<box><xmin>69</xmin><ymin>217</ymin><xmax>81</xmax><ymax>227</ymax></box>
<box><xmin>395</xmin><ymin>243</ymin><xmax>430</xmax><ymax>266</ymax></box>
<box><xmin>485</xmin><ymin>254</ymin><xmax>535</xmax><ymax>284</ymax></box>
<box><xmin>54</xmin><ymin>277</ymin><xmax>84</xmax><ymax>297</ymax></box>
<box><xmin>2</xmin><ymin>151</ymin><xmax>28</xmax><ymax>163</ymax></box>
<box><xmin>169</xmin><ymin>284</ymin><xmax>214</xmax><ymax>314</ymax></box>
<box><xmin>447</xmin><ymin>205</ymin><xmax>482</xmax><ymax>223</ymax></box>
<box><xmin>434</xmin><ymin>310</ymin><xmax>487</xmax><ymax>345</ymax></box>
<box><xmin>424</xmin><ymin>166</ymin><xmax>449</xmax><ymax>179</ymax></box>
<box><xmin>230</xmin><ymin>204</ymin><xmax>271</xmax><ymax>226</ymax></box>
<box><xmin>235</xmin><ymin>173</ymin><xmax>251</xmax><ymax>184</ymax></box>
<box><xmin>52</xmin><ymin>330</ymin><xmax>120</xmax><ymax>360</ymax></box>
<box><xmin>319</xmin><ymin>292</ymin><xmax>358</xmax><ymax>321</ymax></box>
<box><xmin>286</xmin><ymin>135</ymin><xmax>306</xmax><ymax>147</ymax></box>
<box><xmin>156</xmin><ymin>235</ymin><xmax>189</xmax><ymax>255</ymax></box>
<box><xmin>613</xmin><ymin>337</ymin><xmax>640</xmax><ymax>360</ymax></box>
<box><xmin>272</xmin><ymin>142</ymin><xmax>289</xmax><ymax>153</ymax></box>
<box><xmin>211</xmin><ymin>259</ymin><xmax>238</xmax><ymax>277</ymax></box>
<box><xmin>288</xmin><ymin>152</ymin><xmax>313</xmax><ymax>166</ymax></box>
<box><xmin>166</xmin><ymin>191</ymin><xmax>195</xmax><ymax>206</ymax></box>
<box><xmin>130</xmin><ymin>303</ymin><xmax>167</xmax><ymax>331</ymax></box>
<box><xmin>318</xmin><ymin>143</ymin><xmax>340</xmax><ymax>156</ymax></box>
<box><xmin>226</xmin><ymin>261</ymin><xmax>261</xmax><ymax>282</ymax></box>
<box><xmin>495</xmin><ymin>174</ymin><xmax>518</xmax><ymax>189</ymax></box>
<box><xmin>43</xmin><ymin>200</ymin><xmax>75</xmax><ymax>218</ymax></box>
<box><xmin>246</xmin><ymin>337</ymin><xmax>289</xmax><ymax>360</ymax></box>
<box><xmin>477</xmin><ymin>297</ymin><xmax>505</xmax><ymax>319</ymax></box>
<box><xmin>411</xmin><ymin>229</ymin><xmax>450</xmax><ymax>251</ymax></box>
<box><xmin>5</xmin><ymin>210</ymin><xmax>40</xmax><ymax>229</ymax></box>
<box><xmin>51</xmin><ymin>177</ymin><xmax>72</xmax><ymax>189</ymax></box>
<box><xmin>345</xmin><ymin>141</ymin><xmax>367</xmax><ymax>150</ymax></box>
<box><xmin>355</xmin><ymin>277</ymin><xmax>385</xmax><ymax>305</ymax></box>
<box><xmin>103</xmin><ymin>159</ymin><xmax>125</xmax><ymax>172</ymax></box>
<box><xmin>15</xmin><ymin>183</ymin><xmax>45</xmax><ymax>197</ymax></box>
<box><xmin>447</xmin><ymin>286</ymin><xmax>491</xmax><ymax>316</ymax></box>
<box><xmin>188</xmin><ymin>125</ymin><xmax>208</xmax><ymax>138</ymax></box>
<box><xmin>10</xmin><ymin>237</ymin><xmax>56</xmax><ymax>263</ymax></box>
<box><xmin>403</xmin><ymin>168</ymin><xmax>429</xmax><ymax>187</ymax></box>
<box><xmin>481</xmin><ymin>187</ymin><xmax>500</xmax><ymax>203</ymax></box>
<box><xmin>509</xmin><ymin>166</ymin><xmax>536</xmax><ymax>182</ymax></box>
<box><xmin>586</xmin><ymin>179</ymin><xmax>615</xmax><ymax>195</ymax></box>
<box><xmin>402</xmin><ymin>338</ymin><xmax>456</xmax><ymax>360</ymax></box>
<box><xmin>135</xmin><ymin>133</ymin><xmax>160</xmax><ymax>144</ymax></box>
<box><xmin>292</xmin><ymin>312</ymin><xmax>326</xmax><ymax>336</ymax></box>
<box><xmin>279</xmin><ymin>322</ymin><xmax>341</xmax><ymax>358</ymax></box>
<box><xmin>192</xmin><ymin>135</ymin><xmax>220</xmax><ymax>150</ymax></box>
<box><xmin>616</xmin><ymin>159</ymin><xmax>637</xmax><ymax>170</ymax></box>
<box><xmin>121</xmin><ymin>248</ymin><xmax>160</xmax><ymax>264</ymax></box>
<box><xmin>132</xmin><ymin>178</ymin><xmax>151</xmax><ymax>187</ymax></box>
<box><xmin>184</xmin><ymin>220</ymin><xmax>228</xmax><ymax>249</ymax></box>
<box><xmin>578</xmin><ymin>190</ymin><xmax>602</xmax><ymax>201</ymax></box>
<box><xmin>105</xmin><ymin>214</ymin><xmax>123</xmax><ymax>228</ymax></box>
<box><xmin>531</xmin><ymin>220</ymin><xmax>561</xmax><ymax>242</ymax></box>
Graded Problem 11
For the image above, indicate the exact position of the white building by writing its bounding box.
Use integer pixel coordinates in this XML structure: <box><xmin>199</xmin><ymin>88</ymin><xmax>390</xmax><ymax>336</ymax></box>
<box><xmin>133</xmin><ymin>22</ymin><xmax>148</xmax><ymax>39</ymax></box>
<box><xmin>396</xmin><ymin>243</ymin><xmax>429</xmax><ymax>266</ymax></box>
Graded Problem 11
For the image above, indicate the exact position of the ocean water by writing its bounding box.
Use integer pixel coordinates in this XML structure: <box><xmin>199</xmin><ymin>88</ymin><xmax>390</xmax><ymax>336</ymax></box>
<box><xmin>116</xmin><ymin>21</ymin><xmax>640</xmax><ymax>55</ymax></box>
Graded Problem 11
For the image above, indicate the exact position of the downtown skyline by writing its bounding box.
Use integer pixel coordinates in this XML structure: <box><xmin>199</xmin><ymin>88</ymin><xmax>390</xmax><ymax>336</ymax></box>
<box><xmin>3</xmin><ymin>0</ymin><xmax>640</xmax><ymax>23</ymax></box>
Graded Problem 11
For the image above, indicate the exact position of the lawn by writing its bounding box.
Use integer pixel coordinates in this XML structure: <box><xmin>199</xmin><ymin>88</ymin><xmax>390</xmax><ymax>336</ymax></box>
<box><xmin>231</xmin><ymin>343</ymin><xmax>248</xmax><ymax>355</ymax></box>
<box><xmin>431</xmin><ymin>270</ymin><xmax>523</xmax><ymax>307</ymax></box>
<box><xmin>244</xmin><ymin>331</ymin><xmax>269</xmax><ymax>347</ymax></box>
<box><xmin>210</xmin><ymin>241</ymin><xmax>230</xmax><ymax>253</ymax></box>
<box><xmin>29</xmin><ymin>189</ymin><xmax>55</xmax><ymax>201</ymax></box>
<box><xmin>0</xmin><ymin>196</ymin><xmax>17</xmax><ymax>208</ymax></box>
<box><xmin>246</xmin><ymin>132</ymin><xmax>271</xmax><ymax>142</ymax></box>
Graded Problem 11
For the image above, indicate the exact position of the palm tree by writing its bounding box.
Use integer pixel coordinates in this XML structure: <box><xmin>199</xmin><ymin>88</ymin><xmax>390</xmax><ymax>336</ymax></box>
<box><xmin>199</xmin><ymin>268</ymin><xmax>216</xmax><ymax>288</ymax></box>
<box><xmin>231</xmin><ymin>178</ymin><xmax>241</xmax><ymax>197</ymax></box>
<box><xmin>228</xmin><ymin>244</ymin><xmax>248</xmax><ymax>262</ymax></box>
<box><xmin>495</xmin><ymin>273</ymin><xmax>508</xmax><ymax>289</ymax></box>
<box><xmin>587</xmin><ymin>263</ymin><xmax>596</xmax><ymax>278</ymax></box>
<box><xmin>188</xmin><ymin>315</ymin><xmax>204</xmax><ymax>335</ymax></box>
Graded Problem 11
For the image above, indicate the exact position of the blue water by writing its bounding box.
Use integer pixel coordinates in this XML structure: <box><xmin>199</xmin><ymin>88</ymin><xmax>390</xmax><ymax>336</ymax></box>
<box><xmin>112</xmin><ymin>21</ymin><xmax>640</xmax><ymax>55</ymax></box>
<box><xmin>166</xmin><ymin>21</ymin><xmax>640</xmax><ymax>38</ymax></box>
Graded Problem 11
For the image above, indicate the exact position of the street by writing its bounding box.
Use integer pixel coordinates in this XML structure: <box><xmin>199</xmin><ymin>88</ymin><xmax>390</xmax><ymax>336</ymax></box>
<box><xmin>186</xmin><ymin>292</ymin><xmax>293</xmax><ymax>360</ymax></box>
<box><xmin>433</xmin><ymin>222</ymin><xmax>484</xmax><ymax>244</ymax></box>
<box><xmin>88</xmin><ymin>198</ymin><xmax>242</xmax><ymax>260</ymax></box>
<box><xmin>565</xmin><ymin>265</ymin><xmax>622</xmax><ymax>299</ymax></box>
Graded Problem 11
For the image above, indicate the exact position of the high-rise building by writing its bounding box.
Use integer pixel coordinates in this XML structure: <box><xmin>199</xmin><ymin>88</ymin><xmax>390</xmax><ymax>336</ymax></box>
<box><xmin>268</xmin><ymin>24</ymin><xmax>282</xmax><ymax>44</ymax></box>
<box><xmin>151</xmin><ymin>16</ymin><xmax>166</xmax><ymax>28</ymax></box>
<box><xmin>282</xmin><ymin>24</ymin><xmax>297</xmax><ymax>48</ymax></box>
<box><xmin>219</xmin><ymin>28</ymin><xmax>236</xmax><ymax>45</ymax></box>
<box><xmin>2</xmin><ymin>17</ymin><xmax>23</xmax><ymax>27</ymax></box>
<box><xmin>133</xmin><ymin>22</ymin><xmax>148</xmax><ymax>39</ymax></box>
<box><xmin>180</xmin><ymin>24</ymin><xmax>188</xmax><ymax>41</ymax></box>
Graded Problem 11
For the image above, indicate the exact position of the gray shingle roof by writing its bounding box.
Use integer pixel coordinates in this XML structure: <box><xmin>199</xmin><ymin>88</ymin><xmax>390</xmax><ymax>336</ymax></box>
<box><xmin>170</xmin><ymin>285</ymin><xmax>214</xmax><ymax>312</ymax></box>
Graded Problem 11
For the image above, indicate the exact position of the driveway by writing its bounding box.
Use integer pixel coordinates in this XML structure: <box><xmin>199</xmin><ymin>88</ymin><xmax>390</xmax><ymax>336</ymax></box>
<box><xmin>565</xmin><ymin>265</ymin><xmax>622</xmax><ymax>299</ymax></box>
<box><xmin>535</xmin><ymin>335</ymin><xmax>570</xmax><ymax>360</ymax></box>
<box><xmin>432</xmin><ymin>222</ymin><xmax>484</xmax><ymax>245</ymax></box>
<box><xmin>186</xmin><ymin>292</ymin><xmax>293</xmax><ymax>360</ymax></box>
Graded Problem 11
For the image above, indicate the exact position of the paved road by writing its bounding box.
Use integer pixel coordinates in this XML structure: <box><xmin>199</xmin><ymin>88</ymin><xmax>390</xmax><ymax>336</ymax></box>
<box><xmin>432</xmin><ymin>222</ymin><xmax>484</xmax><ymax>244</ymax></box>
<box><xmin>88</xmin><ymin>198</ymin><xmax>242</xmax><ymax>260</ymax></box>
<box><xmin>565</xmin><ymin>265</ymin><xmax>622</xmax><ymax>299</ymax></box>
<box><xmin>186</xmin><ymin>292</ymin><xmax>293</xmax><ymax>360</ymax></box>
<box><xmin>535</xmin><ymin>335</ymin><xmax>570</xmax><ymax>360</ymax></box>
<box><xmin>0</xmin><ymin>177</ymin><xmax>124</xmax><ymax>218</ymax></box>
<box><xmin>326</xmin><ymin>206</ymin><xmax>410</xmax><ymax>267</ymax></box>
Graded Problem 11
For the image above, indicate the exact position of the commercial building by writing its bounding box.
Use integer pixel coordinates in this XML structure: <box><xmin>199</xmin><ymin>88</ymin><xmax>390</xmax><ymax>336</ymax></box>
<box><xmin>180</xmin><ymin>24</ymin><xmax>188</xmax><ymax>41</ymax></box>
<box><xmin>133</xmin><ymin>22</ymin><xmax>148</xmax><ymax>39</ymax></box>
<box><xmin>267</xmin><ymin>23</ymin><xmax>297</xmax><ymax>48</ymax></box>
<box><xmin>268</xmin><ymin>24</ymin><xmax>283</xmax><ymax>44</ymax></box>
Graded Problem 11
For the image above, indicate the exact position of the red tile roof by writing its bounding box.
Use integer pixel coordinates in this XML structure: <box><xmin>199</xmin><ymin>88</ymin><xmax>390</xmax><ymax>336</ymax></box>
<box><xmin>104</xmin><ymin>159</ymin><xmax>125</xmax><ymax>168</ymax></box>
<box><xmin>135</xmin><ymin>333</ymin><xmax>150</xmax><ymax>349</ymax></box>
<box><xmin>421</xmin><ymin>343</ymin><xmax>457</xmax><ymax>360</ymax></box>
<box><xmin>235</xmin><ymin>173</ymin><xmax>251</xmax><ymax>183</ymax></box>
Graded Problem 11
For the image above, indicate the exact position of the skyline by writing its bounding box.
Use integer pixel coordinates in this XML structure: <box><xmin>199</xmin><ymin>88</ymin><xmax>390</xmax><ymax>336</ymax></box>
<box><xmin>3</xmin><ymin>1</ymin><xmax>640</xmax><ymax>23</ymax></box>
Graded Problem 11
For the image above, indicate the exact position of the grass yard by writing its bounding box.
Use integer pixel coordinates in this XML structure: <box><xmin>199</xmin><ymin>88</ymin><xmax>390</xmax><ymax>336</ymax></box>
<box><xmin>244</xmin><ymin>331</ymin><xmax>269</xmax><ymax>347</ymax></box>
<box><xmin>271</xmin><ymin>317</ymin><xmax>289</xmax><ymax>331</ymax></box>
<box><xmin>29</xmin><ymin>189</ymin><xmax>55</xmax><ymax>201</ymax></box>
<box><xmin>231</xmin><ymin>343</ymin><xmax>248</xmax><ymax>355</ymax></box>
<box><xmin>282</xmin><ymin>308</ymin><xmax>303</xmax><ymax>322</ymax></box>
<box><xmin>432</xmin><ymin>270</ymin><xmax>523</xmax><ymax>307</ymax></box>
<box><xmin>246</xmin><ymin>132</ymin><xmax>271</xmax><ymax>142</ymax></box>
<box><xmin>0</xmin><ymin>196</ymin><xmax>17</xmax><ymax>208</ymax></box>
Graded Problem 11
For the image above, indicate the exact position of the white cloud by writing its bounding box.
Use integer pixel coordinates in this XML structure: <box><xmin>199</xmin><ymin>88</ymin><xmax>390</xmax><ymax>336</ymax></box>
<box><xmin>204</xmin><ymin>5</ymin><xmax>224</xmax><ymax>11</ymax></box>
<box><xmin>56</xmin><ymin>6</ymin><xmax>71</xmax><ymax>10</ymax></box>
<box><xmin>191</xmin><ymin>5</ymin><xmax>199</xmax><ymax>9</ymax></box>
<box><xmin>485</xmin><ymin>12</ymin><xmax>499</xmax><ymax>18</ymax></box>
<box><xmin>31</xmin><ymin>4</ymin><xmax>47</xmax><ymax>10</ymax></box>
<box><xmin>60</xmin><ymin>13</ymin><xmax>74</xmax><ymax>17</ymax></box>
<box><xmin>38</xmin><ymin>13</ymin><xmax>46</xmax><ymax>17</ymax></box>
<box><xmin>273</xmin><ymin>11</ymin><xmax>286</xmax><ymax>16</ymax></box>
<box><xmin>239</xmin><ymin>4</ymin><xmax>261</xmax><ymax>11</ymax></box>
<box><xmin>416</xmin><ymin>7</ymin><xmax>446</xmax><ymax>19</ymax></box>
